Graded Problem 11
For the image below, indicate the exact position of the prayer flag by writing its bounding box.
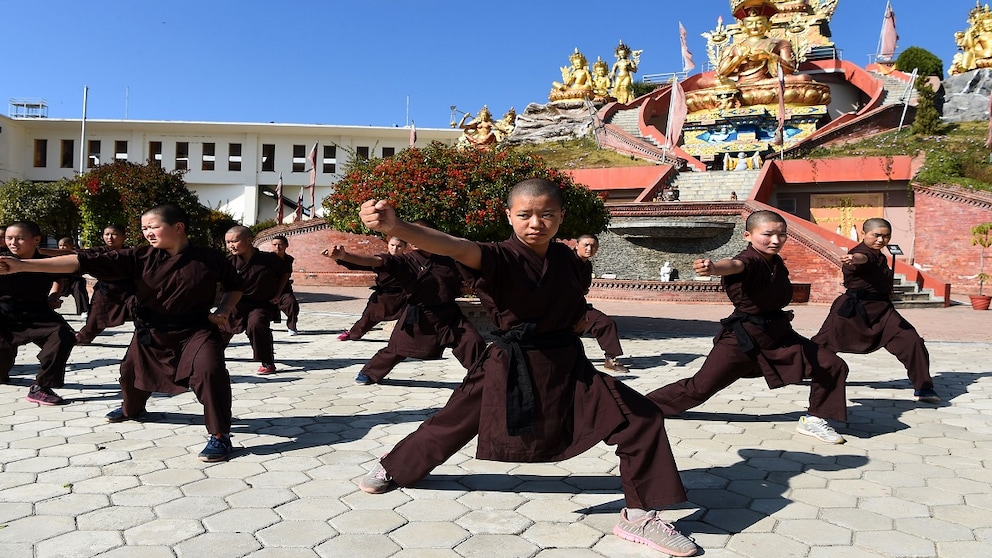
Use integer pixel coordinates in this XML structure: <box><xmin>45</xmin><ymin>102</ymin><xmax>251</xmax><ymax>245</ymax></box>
<box><xmin>409</xmin><ymin>121</ymin><xmax>417</xmax><ymax>147</ymax></box>
<box><xmin>665</xmin><ymin>79</ymin><xmax>687</xmax><ymax>150</ymax></box>
<box><xmin>679</xmin><ymin>22</ymin><xmax>696</xmax><ymax>72</ymax></box>
<box><xmin>275</xmin><ymin>173</ymin><xmax>284</xmax><ymax>223</ymax></box>
<box><xmin>294</xmin><ymin>188</ymin><xmax>304</xmax><ymax>222</ymax></box>
<box><xmin>776</xmin><ymin>63</ymin><xmax>786</xmax><ymax>145</ymax></box>
<box><xmin>307</xmin><ymin>142</ymin><xmax>317</xmax><ymax>217</ymax></box>
<box><xmin>879</xmin><ymin>1</ymin><xmax>898</xmax><ymax>61</ymax></box>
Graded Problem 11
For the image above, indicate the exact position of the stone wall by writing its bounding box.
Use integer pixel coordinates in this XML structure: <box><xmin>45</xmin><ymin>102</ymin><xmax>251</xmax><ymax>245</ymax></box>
<box><xmin>942</xmin><ymin>69</ymin><xmax>992</xmax><ymax>123</ymax></box>
<box><xmin>913</xmin><ymin>185</ymin><xmax>992</xmax><ymax>295</ymax></box>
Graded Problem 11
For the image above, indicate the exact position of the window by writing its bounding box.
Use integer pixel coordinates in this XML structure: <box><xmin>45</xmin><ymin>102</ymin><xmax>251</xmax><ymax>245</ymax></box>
<box><xmin>202</xmin><ymin>142</ymin><xmax>215</xmax><ymax>171</ymax></box>
<box><xmin>777</xmin><ymin>198</ymin><xmax>797</xmax><ymax>214</ymax></box>
<box><xmin>292</xmin><ymin>144</ymin><xmax>306</xmax><ymax>172</ymax></box>
<box><xmin>60</xmin><ymin>139</ymin><xmax>74</xmax><ymax>169</ymax></box>
<box><xmin>175</xmin><ymin>142</ymin><xmax>189</xmax><ymax>170</ymax></box>
<box><xmin>228</xmin><ymin>143</ymin><xmax>242</xmax><ymax>171</ymax></box>
<box><xmin>322</xmin><ymin>145</ymin><xmax>337</xmax><ymax>174</ymax></box>
<box><xmin>88</xmin><ymin>140</ymin><xmax>101</xmax><ymax>167</ymax></box>
<box><xmin>149</xmin><ymin>141</ymin><xmax>162</xmax><ymax>168</ymax></box>
<box><xmin>261</xmin><ymin>144</ymin><xmax>275</xmax><ymax>172</ymax></box>
<box><xmin>382</xmin><ymin>147</ymin><xmax>395</xmax><ymax>158</ymax></box>
<box><xmin>33</xmin><ymin>139</ymin><xmax>48</xmax><ymax>168</ymax></box>
<box><xmin>115</xmin><ymin>140</ymin><xmax>128</xmax><ymax>161</ymax></box>
<box><xmin>356</xmin><ymin>146</ymin><xmax>369</xmax><ymax>160</ymax></box>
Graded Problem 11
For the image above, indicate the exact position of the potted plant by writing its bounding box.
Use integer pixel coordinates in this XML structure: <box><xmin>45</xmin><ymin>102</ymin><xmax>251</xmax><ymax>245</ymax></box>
<box><xmin>970</xmin><ymin>222</ymin><xmax>992</xmax><ymax>310</ymax></box>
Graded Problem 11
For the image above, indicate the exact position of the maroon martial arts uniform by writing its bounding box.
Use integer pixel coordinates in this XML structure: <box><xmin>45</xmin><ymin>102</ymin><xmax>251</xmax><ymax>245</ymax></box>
<box><xmin>77</xmin><ymin>245</ymin><xmax>243</xmax><ymax>434</ymax></box>
<box><xmin>60</xmin><ymin>273</ymin><xmax>91</xmax><ymax>315</ymax></box>
<box><xmin>578</xmin><ymin>256</ymin><xmax>624</xmax><ymax>359</ymax></box>
<box><xmin>220</xmin><ymin>248</ymin><xmax>289</xmax><ymax>365</ymax></box>
<box><xmin>274</xmin><ymin>253</ymin><xmax>300</xmax><ymax>332</ymax></box>
<box><xmin>359</xmin><ymin>250</ymin><xmax>484</xmax><ymax>382</ymax></box>
<box><xmin>338</xmin><ymin>258</ymin><xmax>408</xmax><ymax>339</ymax></box>
<box><xmin>812</xmin><ymin>243</ymin><xmax>933</xmax><ymax>391</ymax></box>
<box><xmin>648</xmin><ymin>245</ymin><xmax>850</xmax><ymax>422</ymax></box>
<box><xmin>76</xmin><ymin>246</ymin><xmax>136</xmax><ymax>344</ymax></box>
<box><xmin>380</xmin><ymin>236</ymin><xmax>686</xmax><ymax>510</ymax></box>
<box><xmin>0</xmin><ymin>253</ymin><xmax>76</xmax><ymax>386</ymax></box>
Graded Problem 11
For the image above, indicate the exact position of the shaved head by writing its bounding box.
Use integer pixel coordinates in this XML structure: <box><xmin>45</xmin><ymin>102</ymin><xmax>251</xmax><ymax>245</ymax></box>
<box><xmin>862</xmin><ymin>218</ymin><xmax>891</xmax><ymax>232</ymax></box>
<box><xmin>507</xmin><ymin>178</ymin><xmax>564</xmax><ymax>209</ymax></box>
<box><xmin>745</xmin><ymin>210</ymin><xmax>786</xmax><ymax>232</ymax></box>
<box><xmin>226</xmin><ymin>225</ymin><xmax>252</xmax><ymax>240</ymax></box>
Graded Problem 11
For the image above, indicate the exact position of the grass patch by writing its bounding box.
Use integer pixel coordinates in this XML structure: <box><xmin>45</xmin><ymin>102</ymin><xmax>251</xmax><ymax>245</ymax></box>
<box><xmin>513</xmin><ymin>136</ymin><xmax>657</xmax><ymax>169</ymax></box>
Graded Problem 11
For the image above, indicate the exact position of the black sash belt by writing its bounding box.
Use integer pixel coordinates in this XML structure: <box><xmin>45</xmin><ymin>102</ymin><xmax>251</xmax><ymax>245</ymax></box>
<box><xmin>133</xmin><ymin>307</ymin><xmax>208</xmax><ymax>345</ymax></box>
<box><xmin>466</xmin><ymin>324</ymin><xmax>578</xmax><ymax>437</ymax></box>
<box><xmin>720</xmin><ymin>309</ymin><xmax>790</xmax><ymax>354</ymax></box>
<box><xmin>837</xmin><ymin>288</ymin><xmax>891</xmax><ymax>323</ymax></box>
<box><xmin>400</xmin><ymin>301</ymin><xmax>457</xmax><ymax>330</ymax></box>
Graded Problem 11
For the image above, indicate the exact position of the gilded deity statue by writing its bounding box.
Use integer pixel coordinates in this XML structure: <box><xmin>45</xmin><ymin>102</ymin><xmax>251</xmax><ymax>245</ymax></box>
<box><xmin>950</xmin><ymin>2</ymin><xmax>992</xmax><ymax>75</ymax></box>
<box><xmin>610</xmin><ymin>41</ymin><xmax>642</xmax><ymax>104</ymax></box>
<box><xmin>457</xmin><ymin>106</ymin><xmax>498</xmax><ymax>149</ymax></box>
<box><xmin>687</xmin><ymin>0</ymin><xmax>830</xmax><ymax>111</ymax></box>
<box><xmin>592</xmin><ymin>57</ymin><xmax>613</xmax><ymax>100</ymax></box>
<box><xmin>493</xmin><ymin>107</ymin><xmax>517</xmax><ymax>143</ymax></box>
<box><xmin>549</xmin><ymin>48</ymin><xmax>595</xmax><ymax>102</ymax></box>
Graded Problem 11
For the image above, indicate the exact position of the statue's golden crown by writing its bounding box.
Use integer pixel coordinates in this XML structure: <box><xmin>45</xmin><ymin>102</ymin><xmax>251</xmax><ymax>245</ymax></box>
<box><xmin>594</xmin><ymin>57</ymin><xmax>608</xmax><ymax>72</ymax></box>
<box><xmin>569</xmin><ymin>48</ymin><xmax>587</xmax><ymax>66</ymax></box>
<box><xmin>730</xmin><ymin>0</ymin><xmax>778</xmax><ymax>19</ymax></box>
<box><xmin>615</xmin><ymin>40</ymin><xmax>632</xmax><ymax>57</ymax></box>
<box><xmin>968</xmin><ymin>2</ymin><xmax>992</xmax><ymax>24</ymax></box>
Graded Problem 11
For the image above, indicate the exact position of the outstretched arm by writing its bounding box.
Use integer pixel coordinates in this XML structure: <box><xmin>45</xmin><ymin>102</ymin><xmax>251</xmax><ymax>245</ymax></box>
<box><xmin>321</xmin><ymin>245</ymin><xmax>384</xmax><ymax>268</ymax></box>
<box><xmin>0</xmin><ymin>254</ymin><xmax>81</xmax><ymax>275</ymax></box>
<box><xmin>360</xmin><ymin>200</ymin><xmax>483</xmax><ymax>270</ymax></box>
<box><xmin>693</xmin><ymin>257</ymin><xmax>744</xmax><ymax>277</ymax></box>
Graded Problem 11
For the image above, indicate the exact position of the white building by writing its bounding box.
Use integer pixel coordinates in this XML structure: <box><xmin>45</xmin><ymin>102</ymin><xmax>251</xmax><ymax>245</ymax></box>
<box><xmin>0</xmin><ymin>110</ymin><xmax>460</xmax><ymax>225</ymax></box>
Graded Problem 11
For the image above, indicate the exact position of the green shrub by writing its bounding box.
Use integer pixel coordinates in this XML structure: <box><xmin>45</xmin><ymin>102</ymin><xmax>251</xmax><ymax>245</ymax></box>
<box><xmin>896</xmin><ymin>46</ymin><xmax>944</xmax><ymax>77</ymax></box>
<box><xmin>0</xmin><ymin>178</ymin><xmax>80</xmax><ymax>241</ymax></box>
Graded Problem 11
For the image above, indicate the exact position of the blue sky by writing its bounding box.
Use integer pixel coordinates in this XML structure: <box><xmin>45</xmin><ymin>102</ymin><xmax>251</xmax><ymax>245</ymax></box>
<box><xmin>0</xmin><ymin>0</ymin><xmax>969</xmax><ymax>129</ymax></box>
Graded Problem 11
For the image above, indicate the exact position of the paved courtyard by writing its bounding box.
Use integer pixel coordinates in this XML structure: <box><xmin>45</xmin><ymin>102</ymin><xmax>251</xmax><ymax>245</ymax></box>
<box><xmin>1</xmin><ymin>288</ymin><xmax>990</xmax><ymax>558</ymax></box>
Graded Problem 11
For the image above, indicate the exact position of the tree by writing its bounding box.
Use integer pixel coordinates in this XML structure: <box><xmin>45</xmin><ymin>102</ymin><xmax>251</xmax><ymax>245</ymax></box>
<box><xmin>911</xmin><ymin>75</ymin><xmax>943</xmax><ymax>136</ymax></box>
<box><xmin>896</xmin><ymin>46</ymin><xmax>944</xmax><ymax>78</ymax></box>
<box><xmin>323</xmin><ymin>142</ymin><xmax>610</xmax><ymax>242</ymax></box>
<box><xmin>631</xmin><ymin>81</ymin><xmax>657</xmax><ymax>99</ymax></box>
<box><xmin>69</xmin><ymin>160</ymin><xmax>210</xmax><ymax>247</ymax></box>
<box><xmin>0</xmin><ymin>178</ymin><xmax>81</xmax><ymax>241</ymax></box>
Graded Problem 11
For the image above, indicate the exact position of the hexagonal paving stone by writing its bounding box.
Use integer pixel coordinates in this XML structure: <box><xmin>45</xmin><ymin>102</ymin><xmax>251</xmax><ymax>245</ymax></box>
<box><xmin>0</xmin><ymin>515</ymin><xmax>76</xmax><ymax>543</ymax></box>
<box><xmin>776</xmin><ymin>519</ymin><xmax>852</xmax><ymax>545</ymax></box>
<box><xmin>226</xmin><ymin>488</ymin><xmax>298</xmax><ymax>508</ymax></box>
<box><xmin>389</xmin><ymin>521</ymin><xmax>469</xmax><ymax>548</ymax></box>
<box><xmin>202</xmin><ymin>507</ymin><xmax>280</xmax><ymax>533</ymax></box>
<box><xmin>36</xmin><ymin>530</ymin><xmax>123</xmax><ymax>558</ymax></box>
<box><xmin>77</xmin><ymin>506</ymin><xmax>158</xmax><ymax>531</ymax></box>
<box><xmin>313</xmin><ymin>534</ymin><xmax>400</xmax><ymax>558</ymax></box>
<box><xmin>255</xmin><ymin>519</ymin><xmax>338</xmax><ymax>547</ymax></box>
<box><xmin>522</xmin><ymin>521</ymin><xmax>603</xmax><ymax>549</ymax></box>
<box><xmin>330</xmin><ymin>509</ymin><xmax>407</xmax><ymax>534</ymax></box>
<box><xmin>155</xmin><ymin>496</ymin><xmax>230</xmax><ymax>519</ymax></box>
<box><xmin>123</xmin><ymin>518</ymin><xmax>204</xmax><ymax>546</ymax></box>
<box><xmin>395</xmin><ymin>499</ymin><xmax>469</xmax><ymax>522</ymax></box>
<box><xmin>456</xmin><ymin>510</ymin><xmax>533</xmax><ymax>535</ymax></box>
<box><xmin>173</xmin><ymin>532</ymin><xmax>261</xmax><ymax>558</ymax></box>
<box><xmin>455</xmin><ymin>533</ymin><xmax>538</xmax><ymax>557</ymax></box>
<box><xmin>35</xmin><ymin>492</ymin><xmax>110</xmax><ymax>517</ymax></box>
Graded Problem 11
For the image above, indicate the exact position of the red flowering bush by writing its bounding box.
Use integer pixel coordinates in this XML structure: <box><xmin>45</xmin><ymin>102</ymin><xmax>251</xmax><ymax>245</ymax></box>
<box><xmin>69</xmin><ymin>160</ymin><xmax>211</xmax><ymax>247</ymax></box>
<box><xmin>323</xmin><ymin>142</ymin><xmax>609</xmax><ymax>242</ymax></box>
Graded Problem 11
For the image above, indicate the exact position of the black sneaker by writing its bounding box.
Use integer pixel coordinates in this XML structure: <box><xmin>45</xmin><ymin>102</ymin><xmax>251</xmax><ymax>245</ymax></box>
<box><xmin>198</xmin><ymin>434</ymin><xmax>233</xmax><ymax>462</ymax></box>
<box><xmin>913</xmin><ymin>389</ymin><xmax>941</xmax><ymax>403</ymax></box>
<box><xmin>105</xmin><ymin>407</ymin><xmax>145</xmax><ymax>423</ymax></box>
<box><xmin>26</xmin><ymin>385</ymin><xmax>66</xmax><ymax>406</ymax></box>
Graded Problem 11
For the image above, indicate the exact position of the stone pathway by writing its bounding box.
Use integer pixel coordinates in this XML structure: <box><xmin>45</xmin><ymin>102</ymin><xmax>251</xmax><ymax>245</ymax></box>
<box><xmin>1</xmin><ymin>289</ymin><xmax>990</xmax><ymax>557</ymax></box>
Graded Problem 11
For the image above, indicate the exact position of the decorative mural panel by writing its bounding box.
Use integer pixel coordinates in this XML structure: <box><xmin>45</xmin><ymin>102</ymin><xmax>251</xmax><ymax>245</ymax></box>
<box><xmin>809</xmin><ymin>193</ymin><xmax>883</xmax><ymax>240</ymax></box>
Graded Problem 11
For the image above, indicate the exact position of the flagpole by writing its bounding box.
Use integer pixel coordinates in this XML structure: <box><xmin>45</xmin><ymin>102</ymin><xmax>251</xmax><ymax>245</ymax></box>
<box><xmin>79</xmin><ymin>85</ymin><xmax>88</xmax><ymax>174</ymax></box>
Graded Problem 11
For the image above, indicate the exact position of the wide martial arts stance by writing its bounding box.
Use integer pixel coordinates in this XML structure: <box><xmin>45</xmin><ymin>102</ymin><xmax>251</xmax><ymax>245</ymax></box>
<box><xmin>355</xmin><ymin>179</ymin><xmax>699</xmax><ymax>556</ymax></box>
<box><xmin>333</xmin><ymin>236</ymin><xmax>409</xmax><ymax>341</ymax></box>
<box><xmin>0</xmin><ymin>221</ymin><xmax>76</xmax><ymax>405</ymax></box>
<box><xmin>74</xmin><ymin>224</ymin><xmax>136</xmax><ymax>344</ymax></box>
<box><xmin>647</xmin><ymin>210</ymin><xmax>851</xmax><ymax>444</ymax></box>
<box><xmin>327</xmin><ymin>224</ymin><xmax>485</xmax><ymax>386</ymax></box>
<box><xmin>812</xmin><ymin>218</ymin><xmax>939</xmax><ymax>403</ymax></box>
<box><xmin>574</xmin><ymin>233</ymin><xmax>629</xmax><ymax>373</ymax></box>
<box><xmin>56</xmin><ymin>237</ymin><xmax>91</xmax><ymax>318</ymax></box>
<box><xmin>220</xmin><ymin>226</ymin><xmax>289</xmax><ymax>375</ymax></box>
<box><xmin>270</xmin><ymin>235</ymin><xmax>300</xmax><ymax>336</ymax></box>
<box><xmin>0</xmin><ymin>204</ymin><xmax>244</xmax><ymax>462</ymax></box>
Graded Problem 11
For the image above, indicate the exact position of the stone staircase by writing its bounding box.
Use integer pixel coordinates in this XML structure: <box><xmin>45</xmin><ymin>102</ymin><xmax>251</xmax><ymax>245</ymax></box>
<box><xmin>891</xmin><ymin>273</ymin><xmax>944</xmax><ymax>308</ymax></box>
<box><xmin>668</xmin><ymin>169</ymin><xmax>762</xmax><ymax>201</ymax></box>
<box><xmin>605</xmin><ymin>108</ymin><xmax>664</xmax><ymax>148</ymax></box>
<box><xmin>871</xmin><ymin>72</ymin><xmax>918</xmax><ymax>106</ymax></box>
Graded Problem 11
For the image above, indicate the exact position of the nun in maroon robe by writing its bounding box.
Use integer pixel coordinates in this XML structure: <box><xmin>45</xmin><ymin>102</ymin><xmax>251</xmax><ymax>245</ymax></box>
<box><xmin>335</xmin><ymin>259</ymin><xmax>408</xmax><ymax>340</ymax></box>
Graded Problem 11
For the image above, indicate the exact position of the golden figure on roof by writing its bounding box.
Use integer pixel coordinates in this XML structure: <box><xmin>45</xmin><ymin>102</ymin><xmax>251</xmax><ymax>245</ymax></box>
<box><xmin>456</xmin><ymin>105</ymin><xmax>498</xmax><ymax>149</ymax></box>
<box><xmin>592</xmin><ymin>57</ymin><xmax>613</xmax><ymax>100</ymax></box>
<box><xmin>950</xmin><ymin>2</ymin><xmax>992</xmax><ymax>75</ymax></box>
<box><xmin>493</xmin><ymin>107</ymin><xmax>517</xmax><ymax>143</ymax></box>
<box><xmin>688</xmin><ymin>0</ymin><xmax>830</xmax><ymax>111</ymax></box>
<box><xmin>550</xmin><ymin>48</ymin><xmax>595</xmax><ymax>102</ymax></box>
<box><xmin>610</xmin><ymin>41</ymin><xmax>642</xmax><ymax>104</ymax></box>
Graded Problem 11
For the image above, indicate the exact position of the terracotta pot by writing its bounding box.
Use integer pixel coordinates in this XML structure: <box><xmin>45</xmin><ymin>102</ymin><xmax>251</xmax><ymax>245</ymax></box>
<box><xmin>969</xmin><ymin>294</ymin><xmax>992</xmax><ymax>311</ymax></box>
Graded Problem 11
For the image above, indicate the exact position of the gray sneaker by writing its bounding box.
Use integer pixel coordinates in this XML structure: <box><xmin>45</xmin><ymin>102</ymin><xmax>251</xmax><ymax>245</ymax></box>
<box><xmin>613</xmin><ymin>509</ymin><xmax>698</xmax><ymax>556</ymax></box>
<box><xmin>796</xmin><ymin>415</ymin><xmax>846</xmax><ymax>444</ymax></box>
<box><xmin>359</xmin><ymin>460</ymin><xmax>395</xmax><ymax>494</ymax></box>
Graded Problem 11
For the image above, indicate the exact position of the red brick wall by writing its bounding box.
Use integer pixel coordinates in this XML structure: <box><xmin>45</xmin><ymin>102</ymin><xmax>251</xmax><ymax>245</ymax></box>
<box><xmin>780</xmin><ymin>241</ymin><xmax>844</xmax><ymax>304</ymax></box>
<box><xmin>913</xmin><ymin>186</ymin><xmax>992</xmax><ymax>295</ymax></box>
<box><xmin>255</xmin><ymin>221</ymin><xmax>384</xmax><ymax>286</ymax></box>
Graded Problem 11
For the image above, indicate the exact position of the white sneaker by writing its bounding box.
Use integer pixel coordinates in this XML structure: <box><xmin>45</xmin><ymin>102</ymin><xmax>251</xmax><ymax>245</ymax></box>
<box><xmin>80</xmin><ymin>312</ymin><xmax>88</xmax><ymax>319</ymax></box>
<box><xmin>796</xmin><ymin>415</ymin><xmax>846</xmax><ymax>444</ymax></box>
<box><xmin>287</xmin><ymin>329</ymin><xmax>298</xmax><ymax>336</ymax></box>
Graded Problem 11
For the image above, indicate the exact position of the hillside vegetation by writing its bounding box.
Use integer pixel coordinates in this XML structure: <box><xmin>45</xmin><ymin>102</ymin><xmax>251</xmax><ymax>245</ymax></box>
<box><xmin>513</xmin><ymin>136</ymin><xmax>656</xmax><ymax>169</ymax></box>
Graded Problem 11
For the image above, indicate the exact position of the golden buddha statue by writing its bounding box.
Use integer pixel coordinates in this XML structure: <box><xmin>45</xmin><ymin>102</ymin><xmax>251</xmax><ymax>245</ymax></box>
<box><xmin>592</xmin><ymin>57</ymin><xmax>613</xmax><ymax>100</ymax></box>
<box><xmin>687</xmin><ymin>0</ymin><xmax>830</xmax><ymax>112</ymax></box>
<box><xmin>550</xmin><ymin>48</ymin><xmax>595</xmax><ymax>102</ymax></box>
<box><xmin>457</xmin><ymin>106</ymin><xmax>498</xmax><ymax>149</ymax></box>
<box><xmin>493</xmin><ymin>107</ymin><xmax>517</xmax><ymax>143</ymax></box>
<box><xmin>950</xmin><ymin>2</ymin><xmax>992</xmax><ymax>75</ymax></box>
<box><xmin>610</xmin><ymin>40</ymin><xmax>641</xmax><ymax>104</ymax></box>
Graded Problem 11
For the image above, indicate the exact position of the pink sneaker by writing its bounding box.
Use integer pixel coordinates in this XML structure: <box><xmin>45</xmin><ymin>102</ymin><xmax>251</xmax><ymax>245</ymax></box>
<box><xmin>257</xmin><ymin>364</ymin><xmax>276</xmax><ymax>375</ymax></box>
<box><xmin>26</xmin><ymin>385</ymin><xmax>66</xmax><ymax>406</ymax></box>
<box><xmin>336</xmin><ymin>332</ymin><xmax>351</xmax><ymax>341</ymax></box>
